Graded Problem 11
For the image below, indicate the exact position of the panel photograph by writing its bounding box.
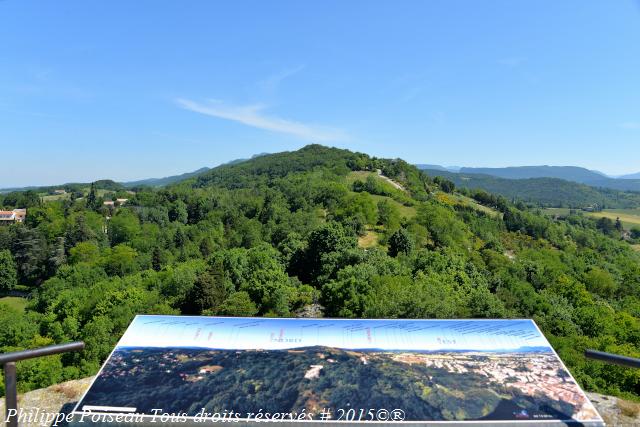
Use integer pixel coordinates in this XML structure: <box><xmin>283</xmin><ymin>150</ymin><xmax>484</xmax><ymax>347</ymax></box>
<box><xmin>73</xmin><ymin>316</ymin><xmax>602</xmax><ymax>425</ymax></box>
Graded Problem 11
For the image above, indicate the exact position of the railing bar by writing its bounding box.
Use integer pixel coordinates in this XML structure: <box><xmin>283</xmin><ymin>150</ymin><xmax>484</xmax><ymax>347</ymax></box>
<box><xmin>0</xmin><ymin>341</ymin><xmax>84</xmax><ymax>365</ymax></box>
<box><xmin>1</xmin><ymin>341</ymin><xmax>84</xmax><ymax>427</ymax></box>
<box><xmin>584</xmin><ymin>349</ymin><xmax>640</xmax><ymax>369</ymax></box>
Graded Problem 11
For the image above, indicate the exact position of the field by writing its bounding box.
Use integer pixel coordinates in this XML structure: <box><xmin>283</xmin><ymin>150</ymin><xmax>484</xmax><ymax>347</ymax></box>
<box><xmin>544</xmin><ymin>208</ymin><xmax>640</xmax><ymax>230</ymax></box>
<box><xmin>357</xmin><ymin>228</ymin><xmax>380</xmax><ymax>248</ymax></box>
<box><xmin>40</xmin><ymin>188</ymin><xmax>112</xmax><ymax>202</ymax></box>
<box><xmin>0</xmin><ymin>296</ymin><xmax>28</xmax><ymax>313</ymax></box>
<box><xmin>587</xmin><ymin>209</ymin><xmax>640</xmax><ymax>229</ymax></box>
<box><xmin>369</xmin><ymin>193</ymin><xmax>417</xmax><ymax>218</ymax></box>
<box><xmin>41</xmin><ymin>192</ymin><xmax>72</xmax><ymax>202</ymax></box>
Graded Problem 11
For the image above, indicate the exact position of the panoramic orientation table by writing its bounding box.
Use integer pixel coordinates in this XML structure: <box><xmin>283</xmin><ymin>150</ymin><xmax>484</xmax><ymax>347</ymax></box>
<box><xmin>71</xmin><ymin>316</ymin><xmax>604</xmax><ymax>426</ymax></box>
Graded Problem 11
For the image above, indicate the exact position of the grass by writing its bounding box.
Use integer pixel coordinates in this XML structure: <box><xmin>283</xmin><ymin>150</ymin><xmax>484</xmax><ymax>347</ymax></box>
<box><xmin>0</xmin><ymin>296</ymin><xmax>28</xmax><ymax>312</ymax></box>
<box><xmin>436</xmin><ymin>192</ymin><xmax>500</xmax><ymax>217</ymax></box>
<box><xmin>40</xmin><ymin>187</ymin><xmax>114</xmax><ymax>203</ymax></box>
<box><xmin>632</xmin><ymin>245</ymin><xmax>640</xmax><ymax>252</ymax></box>
<box><xmin>587</xmin><ymin>209</ymin><xmax>640</xmax><ymax>229</ymax></box>
<box><xmin>369</xmin><ymin>194</ymin><xmax>417</xmax><ymax>219</ymax></box>
<box><xmin>617</xmin><ymin>399</ymin><xmax>640</xmax><ymax>418</ymax></box>
<box><xmin>345</xmin><ymin>170</ymin><xmax>378</xmax><ymax>184</ymax></box>
<box><xmin>41</xmin><ymin>193</ymin><xmax>71</xmax><ymax>202</ymax></box>
<box><xmin>358</xmin><ymin>229</ymin><xmax>380</xmax><ymax>249</ymax></box>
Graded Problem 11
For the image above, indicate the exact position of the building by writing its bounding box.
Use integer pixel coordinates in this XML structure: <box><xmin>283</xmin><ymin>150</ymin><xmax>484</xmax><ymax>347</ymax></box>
<box><xmin>104</xmin><ymin>199</ymin><xmax>127</xmax><ymax>207</ymax></box>
<box><xmin>12</xmin><ymin>209</ymin><xmax>26</xmax><ymax>222</ymax></box>
<box><xmin>0</xmin><ymin>209</ymin><xmax>26</xmax><ymax>224</ymax></box>
<box><xmin>0</xmin><ymin>211</ymin><xmax>15</xmax><ymax>223</ymax></box>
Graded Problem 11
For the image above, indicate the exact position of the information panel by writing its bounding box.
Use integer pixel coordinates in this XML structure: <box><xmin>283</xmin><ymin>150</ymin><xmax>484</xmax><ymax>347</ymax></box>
<box><xmin>73</xmin><ymin>316</ymin><xmax>603</xmax><ymax>426</ymax></box>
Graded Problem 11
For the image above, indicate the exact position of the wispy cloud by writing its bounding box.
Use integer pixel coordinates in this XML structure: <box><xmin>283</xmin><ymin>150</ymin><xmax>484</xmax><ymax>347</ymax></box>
<box><xmin>498</xmin><ymin>56</ymin><xmax>527</xmax><ymax>67</ymax></box>
<box><xmin>176</xmin><ymin>98</ymin><xmax>346</xmax><ymax>142</ymax></box>
<box><xmin>258</xmin><ymin>65</ymin><xmax>305</xmax><ymax>93</ymax></box>
<box><xmin>620</xmin><ymin>121</ymin><xmax>640</xmax><ymax>129</ymax></box>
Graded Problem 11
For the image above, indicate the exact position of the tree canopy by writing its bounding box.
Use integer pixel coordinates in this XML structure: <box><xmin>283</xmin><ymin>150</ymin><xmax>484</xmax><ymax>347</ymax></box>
<box><xmin>1</xmin><ymin>144</ymin><xmax>639</xmax><ymax>400</ymax></box>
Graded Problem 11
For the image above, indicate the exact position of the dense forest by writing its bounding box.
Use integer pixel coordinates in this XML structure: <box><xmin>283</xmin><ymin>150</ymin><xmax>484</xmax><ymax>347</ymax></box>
<box><xmin>1</xmin><ymin>145</ymin><xmax>640</xmax><ymax>401</ymax></box>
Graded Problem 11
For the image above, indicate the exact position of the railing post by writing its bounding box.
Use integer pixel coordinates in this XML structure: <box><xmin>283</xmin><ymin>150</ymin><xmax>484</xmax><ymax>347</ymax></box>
<box><xmin>4</xmin><ymin>362</ymin><xmax>17</xmax><ymax>427</ymax></box>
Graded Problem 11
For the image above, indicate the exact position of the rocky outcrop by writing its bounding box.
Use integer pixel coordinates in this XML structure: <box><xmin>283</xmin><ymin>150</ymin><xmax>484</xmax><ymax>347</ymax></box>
<box><xmin>587</xmin><ymin>392</ymin><xmax>640</xmax><ymax>426</ymax></box>
<box><xmin>0</xmin><ymin>378</ymin><xmax>93</xmax><ymax>427</ymax></box>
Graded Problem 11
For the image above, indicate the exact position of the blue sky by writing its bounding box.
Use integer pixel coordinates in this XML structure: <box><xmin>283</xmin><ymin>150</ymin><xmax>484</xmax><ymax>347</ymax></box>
<box><xmin>1</xmin><ymin>1</ymin><xmax>639</xmax><ymax>187</ymax></box>
<box><xmin>118</xmin><ymin>316</ymin><xmax>549</xmax><ymax>351</ymax></box>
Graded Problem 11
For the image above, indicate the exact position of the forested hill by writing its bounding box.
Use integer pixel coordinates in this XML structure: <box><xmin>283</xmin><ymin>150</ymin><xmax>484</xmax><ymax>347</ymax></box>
<box><xmin>1</xmin><ymin>145</ymin><xmax>640</xmax><ymax>402</ymax></box>
<box><xmin>460</xmin><ymin>166</ymin><xmax>607</xmax><ymax>183</ymax></box>
<box><xmin>420</xmin><ymin>169</ymin><xmax>640</xmax><ymax>209</ymax></box>
<box><xmin>418</xmin><ymin>165</ymin><xmax>640</xmax><ymax>193</ymax></box>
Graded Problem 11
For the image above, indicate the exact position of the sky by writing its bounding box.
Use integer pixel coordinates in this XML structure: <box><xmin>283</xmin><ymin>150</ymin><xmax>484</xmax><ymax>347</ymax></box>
<box><xmin>1</xmin><ymin>1</ymin><xmax>639</xmax><ymax>187</ymax></box>
<box><xmin>117</xmin><ymin>316</ymin><xmax>550</xmax><ymax>351</ymax></box>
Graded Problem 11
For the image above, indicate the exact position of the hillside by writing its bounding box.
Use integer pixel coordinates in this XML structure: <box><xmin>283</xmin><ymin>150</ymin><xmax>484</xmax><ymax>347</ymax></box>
<box><xmin>420</xmin><ymin>165</ymin><xmax>640</xmax><ymax>192</ymax></box>
<box><xmin>1</xmin><ymin>145</ymin><xmax>640</xmax><ymax>406</ymax></box>
<box><xmin>122</xmin><ymin>167</ymin><xmax>210</xmax><ymax>188</ymax></box>
<box><xmin>460</xmin><ymin>165</ymin><xmax>607</xmax><ymax>183</ymax></box>
<box><xmin>420</xmin><ymin>169</ymin><xmax>640</xmax><ymax>209</ymax></box>
<box><xmin>620</xmin><ymin>172</ymin><xmax>640</xmax><ymax>180</ymax></box>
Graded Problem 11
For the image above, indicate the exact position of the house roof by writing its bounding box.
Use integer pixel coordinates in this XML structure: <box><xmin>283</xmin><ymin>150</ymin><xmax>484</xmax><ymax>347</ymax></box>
<box><xmin>0</xmin><ymin>211</ymin><xmax>16</xmax><ymax>220</ymax></box>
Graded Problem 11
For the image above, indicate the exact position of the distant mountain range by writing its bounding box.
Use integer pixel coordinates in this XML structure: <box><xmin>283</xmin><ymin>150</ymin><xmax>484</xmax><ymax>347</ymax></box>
<box><xmin>416</xmin><ymin>165</ymin><xmax>640</xmax><ymax>192</ymax></box>
<box><xmin>122</xmin><ymin>167</ymin><xmax>211</xmax><ymax>188</ymax></box>
<box><xmin>619</xmin><ymin>172</ymin><xmax>640</xmax><ymax>180</ymax></box>
<box><xmin>420</xmin><ymin>169</ymin><xmax>640</xmax><ymax>208</ymax></box>
<box><xmin>0</xmin><ymin>153</ymin><xmax>271</xmax><ymax>193</ymax></box>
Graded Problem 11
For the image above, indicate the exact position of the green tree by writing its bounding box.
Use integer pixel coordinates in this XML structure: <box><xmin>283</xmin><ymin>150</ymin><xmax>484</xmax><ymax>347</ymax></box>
<box><xmin>216</xmin><ymin>291</ymin><xmax>258</xmax><ymax>316</ymax></box>
<box><xmin>108</xmin><ymin>210</ymin><xmax>140</xmax><ymax>245</ymax></box>
<box><xmin>47</xmin><ymin>237</ymin><xmax>66</xmax><ymax>276</ymax></box>
<box><xmin>12</xmin><ymin>227</ymin><xmax>48</xmax><ymax>286</ymax></box>
<box><xmin>104</xmin><ymin>245</ymin><xmax>138</xmax><ymax>276</ymax></box>
<box><xmin>417</xmin><ymin>202</ymin><xmax>469</xmax><ymax>248</ymax></box>
<box><xmin>295</xmin><ymin>222</ymin><xmax>357</xmax><ymax>285</ymax></box>
<box><xmin>184</xmin><ymin>266</ymin><xmax>230</xmax><ymax>314</ymax></box>
<box><xmin>583</xmin><ymin>268</ymin><xmax>618</xmax><ymax>298</ymax></box>
<box><xmin>0</xmin><ymin>249</ymin><xmax>17</xmax><ymax>291</ymax></box>
<box><xmin>169</xmin><ymin>200</ymin><xmax>188</xmax><ymax>224</ymax></box>
<box><xmin>69</xmin><ymin>242</ymin><xmax>101</xmax><ymax>265</ymax></box>
<box><xmin>388</xmin><ymin>228</ymin><xmax>414</xmax><ymax>257</ymax></box>
<box><xmin>377</xmin><ymin>199</ymin><xmax>400</xmax><ymax>230</ymax></box>
<box><xmin>86</xmin><ymin>183</ymin><xmax>101</xmax><ymax>210</ymax></box>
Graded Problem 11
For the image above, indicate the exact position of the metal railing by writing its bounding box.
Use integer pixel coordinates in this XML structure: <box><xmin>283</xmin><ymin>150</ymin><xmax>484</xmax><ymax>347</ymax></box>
<box><xmin>585</xmin><ymin>349</ymin><xmax>640</xmax><ymax>369</ymax></box>
<box><xmin>1</xmin><ymin>341</ymin><xmax>84</xmax><ymax>427</ymax></box>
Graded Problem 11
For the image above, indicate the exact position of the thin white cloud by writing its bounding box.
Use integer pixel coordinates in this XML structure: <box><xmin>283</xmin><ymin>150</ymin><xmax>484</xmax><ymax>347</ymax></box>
<box><xmin>259</xmin><ymin>65</ymin><xmax>305</xmax><ymax>93</ymax></box>
<box><xmin>620</xmin><ymin>121</ymin><xmax>640</xmax><ymax>129</ymax></box>
<box><xmin>177</xmin><ymin>98</ymin><xmax>346</xmax><ymax>142</ymax></box>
